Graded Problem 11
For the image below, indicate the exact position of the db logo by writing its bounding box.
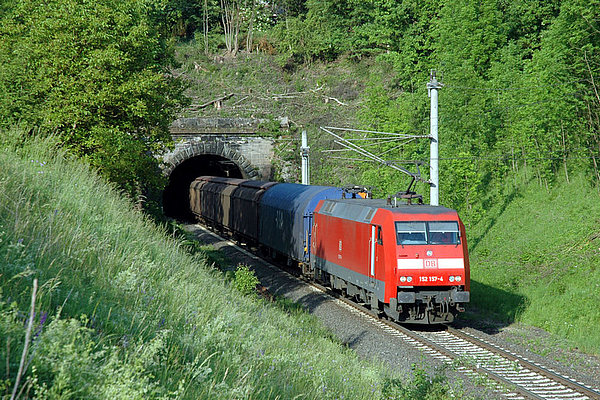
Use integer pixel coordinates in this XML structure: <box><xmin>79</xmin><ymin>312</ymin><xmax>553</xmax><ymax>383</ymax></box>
<box><xmin>424</xmin><ymin>259</ymin><xmax>437</xmax><ymax>268</ymax></box>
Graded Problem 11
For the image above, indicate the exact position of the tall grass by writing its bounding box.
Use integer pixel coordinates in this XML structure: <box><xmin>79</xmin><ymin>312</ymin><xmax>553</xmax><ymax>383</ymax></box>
<box><xmin>469</xmin><ymin>171</ymin><xmax>600</xmax><ymax>353</ymax></box>
<box><xmin>0</xmin><ymin>132</ymin><xmax>465</xmax><ymax>398</ymax></box>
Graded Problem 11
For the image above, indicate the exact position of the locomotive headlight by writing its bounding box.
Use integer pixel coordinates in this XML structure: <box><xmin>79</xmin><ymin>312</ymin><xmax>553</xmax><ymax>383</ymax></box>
<box><xmin>449</xmin><ymin>276</ymin><xmax>455</xmax><ymax>282</ymax></box>
<box><xmin>407</xmin><ymin>276</ymin><xmax>413</xmax><ymax>283</ymax></box>
<box><xmin>455</xmin><ymin>276</ymin><xmax>462</xmax><ymax>282</ymax></box>
<box><xmin>400</xmin><ymin>276</ymin><xmax>407</xmax><ymax>283</ymax></box>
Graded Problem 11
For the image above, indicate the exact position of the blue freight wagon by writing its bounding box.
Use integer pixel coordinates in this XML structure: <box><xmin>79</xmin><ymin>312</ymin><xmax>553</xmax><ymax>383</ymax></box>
<box><xmin>258</xmin><ymin>184</ymin><xmax>343</xmax><ymax>262</ymax></box>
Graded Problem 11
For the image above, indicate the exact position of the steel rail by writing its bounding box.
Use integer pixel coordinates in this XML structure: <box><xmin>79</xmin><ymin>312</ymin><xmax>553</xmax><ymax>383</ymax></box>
<box><xmin>305</xmin><ymin>282</ymin><xmax>547</xmax><ymax>400</ymax></box>
<box><xmin>316</xmin><ymin>284</ymin><xmax>599</xmax><ymax>400</ymax></box>
<box><xmin>446</xmin><ymin>327</ymin><xmax>600</xmax><ymax>400</ymax></box>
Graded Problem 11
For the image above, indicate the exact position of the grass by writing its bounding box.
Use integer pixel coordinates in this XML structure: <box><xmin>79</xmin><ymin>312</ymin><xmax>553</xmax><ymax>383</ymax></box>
<box><xmin>0</xmin><ymin>131</ymin><xmax>466</xmax><ymax>398</ymax></box>
<box><xmin>468</xmin><ymin>171</ymin><xmax>600</xmax><ymax>353</ymax></box>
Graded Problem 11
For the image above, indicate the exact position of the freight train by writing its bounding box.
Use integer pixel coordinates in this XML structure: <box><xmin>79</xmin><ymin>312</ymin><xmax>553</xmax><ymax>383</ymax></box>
<box><xmin>189</xmin><ymin>176</ymin><xmax>470</xmax><ymax>324</ymax></box>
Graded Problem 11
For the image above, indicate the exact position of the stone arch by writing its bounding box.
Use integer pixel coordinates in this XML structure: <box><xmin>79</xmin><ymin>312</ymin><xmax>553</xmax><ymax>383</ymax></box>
<box><xmin>163</xmin><ymin>139</ymin><xmax>259</xmax><ymax>179</ymax></box>
<box><xmin>161</xmin><ymin>139</ymin><xmax>259</xmax><ymax>219</ymax></box>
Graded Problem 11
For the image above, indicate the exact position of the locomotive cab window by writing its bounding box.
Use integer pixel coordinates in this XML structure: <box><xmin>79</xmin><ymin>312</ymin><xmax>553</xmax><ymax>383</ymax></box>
<box><xmin>395</xmin><ymin>221</ymin><xmax>460</xmax><ymax>245</ymax></box>
<box><xmin>395</xmin><ymin>222</ymin><xmax>427</xmax><ymax>245</ymax></box>
<box><xmin>428</xmin><ymin>221</ymin><xmax>460</xmax><ymax>245</ymax></box>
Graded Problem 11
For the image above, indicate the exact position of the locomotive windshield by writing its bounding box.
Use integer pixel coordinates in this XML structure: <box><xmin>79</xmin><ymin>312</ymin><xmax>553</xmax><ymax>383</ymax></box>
<box><xmin>395</xmin><ymin>222</ymin><xmax>427</xmax><ymax>244</ymax></box>
<box><xmin>396</xmin><ymin>221</ymin><xmax>460</xmax><ymax>245</ymax></box>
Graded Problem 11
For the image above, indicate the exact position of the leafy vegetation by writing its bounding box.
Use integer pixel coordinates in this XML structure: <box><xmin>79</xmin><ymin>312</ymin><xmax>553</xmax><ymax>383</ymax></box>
<box><xmin>232</xmin><ymin>264</ymin><xmax>260</xmax><ymax>295</ymax></box>
<box><xmin>171</xmin><ymin>0</ymin><xmax>599</xmax><ymax>223</ymax></box>
<box><xmin>1</xmin><ymin>0</ymin><xmax>600</xmax><ymax>395</ymax></box>
<box><xmin>382</xmin><ymin>365</ymin><xmax>456</xmax><ymax>400</ymax></box>
<box><xmin>0</xmin><ymin>0</ymin><xmax>187</xmax><ymax>200</ymax></box>
<box><xmin>469</xmin><ymin>171</ymin><xmax>600</xmax><ymax>352</ymax></box>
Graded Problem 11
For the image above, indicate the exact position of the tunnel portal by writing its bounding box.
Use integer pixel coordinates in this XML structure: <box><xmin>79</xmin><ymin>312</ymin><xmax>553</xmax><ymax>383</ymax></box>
<box><xmin>162</xmin><ymin>154</ymin><xmax>244</xmax><ymax>219</ymax></box>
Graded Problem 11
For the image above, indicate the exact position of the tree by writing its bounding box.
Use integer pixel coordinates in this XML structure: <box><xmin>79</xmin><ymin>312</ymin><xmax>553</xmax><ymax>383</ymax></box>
<box><xmin>221</xmin><ymin>0</ymin><xmax>241</xmax><ymax>55</ymax></box>
<box><xmin>0</xmin><ymin>0</ymin><xmax>187</xmax><ymax>199</ymax></box>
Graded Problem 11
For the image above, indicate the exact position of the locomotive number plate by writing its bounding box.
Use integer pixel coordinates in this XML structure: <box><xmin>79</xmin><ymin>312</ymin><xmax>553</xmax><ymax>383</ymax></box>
<box><xmin>419</xmin><ymin>276</ymin><xmax>444</xmax><ymax>283</ymax></box>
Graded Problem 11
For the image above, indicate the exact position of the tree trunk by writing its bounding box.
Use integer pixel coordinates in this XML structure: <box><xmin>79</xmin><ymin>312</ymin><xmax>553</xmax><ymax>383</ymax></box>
<box><xmin>203</xmin><ymin>0</ymin><xmax>209</xmax><ymax>55</ymax></box>
<box><xmin>221</xmin><ymin>0</ymin><xmax>240</xmax><ymax>56</ymax></box>
<box><xmin>246</xmin><ymin>0</ymin><xmax>255</xmax><ymax>53</ymax></box>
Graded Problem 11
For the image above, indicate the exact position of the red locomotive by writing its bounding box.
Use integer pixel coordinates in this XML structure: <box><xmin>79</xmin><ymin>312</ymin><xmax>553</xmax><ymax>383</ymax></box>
<box><xmin>190</xmin><ymin>177</ymin><xmax>470</xmax><ymax>324</ymax></box>
<box><xmin>311</xmin><ymin>199</ymin><xmax>470</xmax><ymax>323</ymax></box>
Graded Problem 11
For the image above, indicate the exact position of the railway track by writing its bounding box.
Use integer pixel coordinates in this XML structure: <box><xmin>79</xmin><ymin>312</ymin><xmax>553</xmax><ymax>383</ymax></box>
<box><xmin>319</xmin><ymin>284</ymin><xmax>600</xmax><ymax>400</ymax></box>
<box><xmin>190</xmin><ymin>223</ymin><xmax>600</xmax><ymax>400</ymax></box>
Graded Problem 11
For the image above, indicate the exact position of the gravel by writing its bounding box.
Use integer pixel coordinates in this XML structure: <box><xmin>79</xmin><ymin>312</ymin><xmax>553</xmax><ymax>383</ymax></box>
<box><xmin>185</xmin><ymin>223</ymin><xmax>599</xmax><ymax>399</ymax></box>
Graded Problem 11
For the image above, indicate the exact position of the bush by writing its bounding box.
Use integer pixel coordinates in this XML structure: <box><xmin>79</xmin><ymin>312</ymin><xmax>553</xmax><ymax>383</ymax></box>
<box><xmin>382</xmin><ymin>365</ymin><xmax>457</xmax><ymax>400</ymax></box>
<box><xmin>233</xmin><ymin>264</ymin><xmax>260</xmax><ymax>296</ymax></box>
<box><xmin>0</xmin><ymin>0</ymin><xmax>187</xmax><ymax>199</ymax></box>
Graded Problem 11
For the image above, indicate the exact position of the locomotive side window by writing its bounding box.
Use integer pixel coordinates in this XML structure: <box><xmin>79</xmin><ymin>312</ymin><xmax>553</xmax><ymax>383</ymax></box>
<box><xmin>395</xmin><ymin>222</ymin><xmax>427</xmax><ymax>245</ymax></box>
<box><xmin>428</xmin><ymin>221</ymin><xmax>460</xmax><ymax>245</ymax></box>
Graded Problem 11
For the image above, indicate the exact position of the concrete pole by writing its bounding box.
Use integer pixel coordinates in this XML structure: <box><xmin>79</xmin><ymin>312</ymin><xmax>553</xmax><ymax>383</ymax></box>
<box><xmin>427</xmin><ymin>72</ymin><xmax>441</xmax><ymax>206</ymax></box>
<box><xmin>301</xmin><ymin>130</ymin><xmax>310</xmax><ymax>185</ymax></box>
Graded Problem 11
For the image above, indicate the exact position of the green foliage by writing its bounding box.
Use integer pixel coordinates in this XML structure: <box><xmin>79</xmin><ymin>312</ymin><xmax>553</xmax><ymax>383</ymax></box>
<box><xmin>352</xmin><ymin>0</ymin><xmax>440</xmax><ymax>87</ymax></box>
<box><xmin>273</xmin><ymin>0</ymin><xmax>356</xmax><ymax>63</ymax></box>
<box><xmin>166</xmin><ymin>0</ymin><xmax>222</xmax><ymax>38</ymax></box>
<box><xmin>257</xmin><ymin>117</ymin><xmax>284</xmax><ymax>137</ymax></box>
<box><xmin>31</xmin><ymin>318</ymin><xmax>174</xmax><ymax>399</ymax></box>
<box><xmin>233</xmin><ymin>264</ymin><xmax>260</xmax><ymax>296</ymax></box>
<box><xmin>334</xmin><ymin>0</ymin><xmax>600</xmax><ymax>224</ymax></box>
<box><xmin>0</xmin><ymin>0</ymin><xmax>187</xmax><ymax>199</ymax></box>
<box><xmin>176</xmin><ymin>0</ymin><xmax>600</xmax><ymax>357</ymax></box>
<box><xmin>381</xmin><ymin>365</ymin><xmax>461</xmax><ymax>400</ymax></box>
<box><xmin>441</xmin><ymin>151</ymin><xmax>484</xmax><ymax>224</ymax></box>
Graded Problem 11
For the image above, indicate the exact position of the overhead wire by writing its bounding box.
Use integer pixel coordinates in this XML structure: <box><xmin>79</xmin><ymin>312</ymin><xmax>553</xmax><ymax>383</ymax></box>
<box><xmin>320</xmin><ymin>126</ymin><xmax>425</xmax><ymax>181</ymax></box>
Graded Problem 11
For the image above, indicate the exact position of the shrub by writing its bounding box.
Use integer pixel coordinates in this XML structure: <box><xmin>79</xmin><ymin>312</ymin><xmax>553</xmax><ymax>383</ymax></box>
<box><xmin>233</xmin><ymin>264</ymin><xmax>260</xmax><ymax>296</ymax></box>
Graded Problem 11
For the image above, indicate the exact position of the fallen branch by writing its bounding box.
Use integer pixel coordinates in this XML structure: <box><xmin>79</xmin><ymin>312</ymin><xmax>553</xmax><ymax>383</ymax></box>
<box><xmin>323</xmin><ymin>96</ymin><xmax>347</xmax><ymax>106</ymax></box>
<box><xmin>231</xmin><ymin>95</ymin><xmax>250</xmax><ymax>106</ymax></box>
<box><xmin>189</xmin><ymin>93</ymin><xmax>235</xmax><ymax>110</ymax></box>
<box><xmin>268</xmin><ymin>85</ymin><xmax>324</xmax><ymax>98</ymax></box>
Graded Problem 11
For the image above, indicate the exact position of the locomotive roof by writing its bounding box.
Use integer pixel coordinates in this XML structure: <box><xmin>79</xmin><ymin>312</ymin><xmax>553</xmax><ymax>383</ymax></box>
<box><xmin>330</xmin><ymin>198</ymin><xmax>456</xmax><ymax>213</ymax></box>
<box><xmin>317</xmin><ymin>198</ymin><xmax>458</xmax><ymax>224</ymax></box>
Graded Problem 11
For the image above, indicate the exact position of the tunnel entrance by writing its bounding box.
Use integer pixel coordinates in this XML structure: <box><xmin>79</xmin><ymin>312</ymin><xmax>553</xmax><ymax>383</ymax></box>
<box><xmin>163</xmin><ymin>154</ymin><xmax>244</xmax><ymax>219</ymax></box>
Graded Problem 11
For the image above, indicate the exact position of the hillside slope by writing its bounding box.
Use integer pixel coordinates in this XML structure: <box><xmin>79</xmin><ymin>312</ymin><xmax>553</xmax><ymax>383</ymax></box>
<box><xmin>469</xmin><ymin>173</ymin><xmax>600</xmax><ymax>352</ymax></box>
